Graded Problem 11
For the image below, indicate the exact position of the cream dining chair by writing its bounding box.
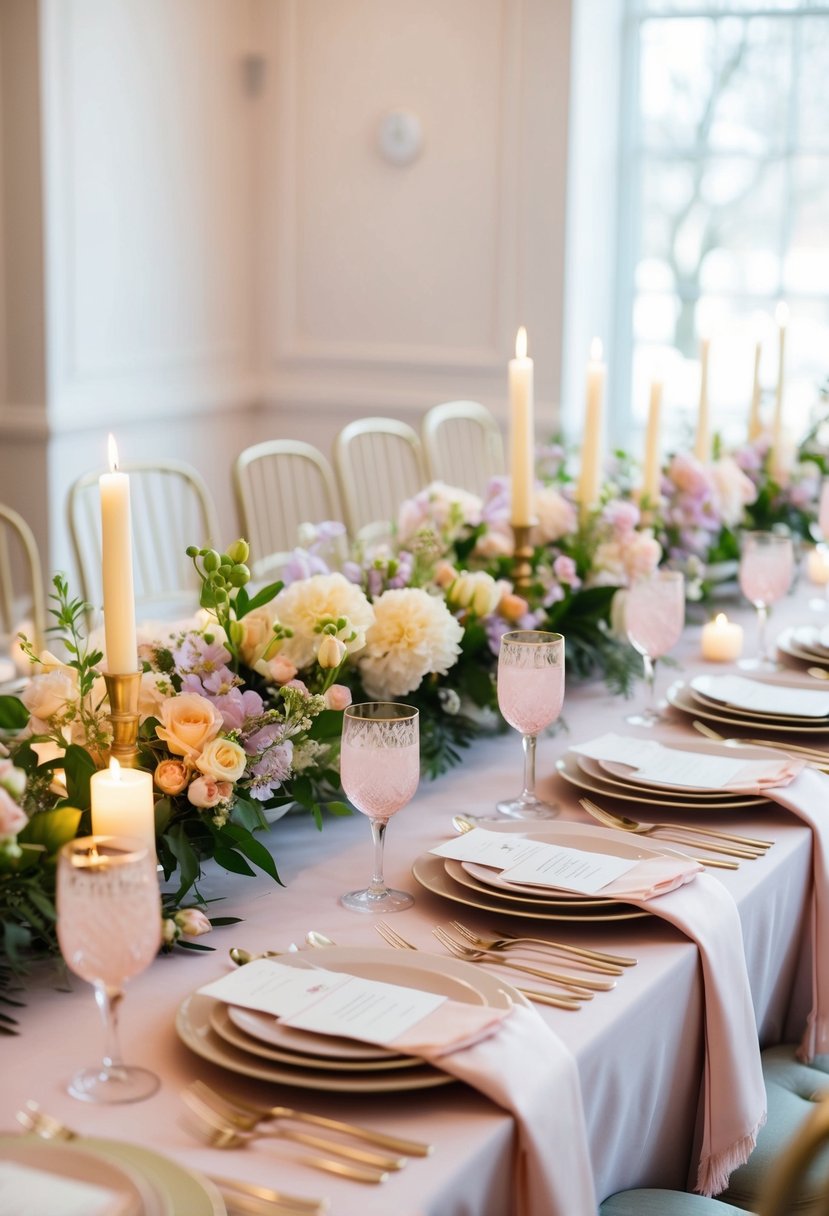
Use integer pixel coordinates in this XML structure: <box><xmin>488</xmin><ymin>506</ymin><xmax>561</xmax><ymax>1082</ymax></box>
<box><xmin>0</xmin><ymin>502</ymin><xmax>46</xmax><ymax>657</ymax></box>
<box><xmin>67</xmin><ymin>459</ymin><xmax>220</xmax><ymax>623</ymax></box>
<box><xmin>333</xmin><ymin>417</ymin><xmax>426</xmax><ymax>542</ymax></box>
<box><xmin>422</xmin><ymin>400</ymin><xmax>505</xmax><ymax>494</ymax></box>
<box><xmin>233</xmin><ymin>440</ymin><xmax>344</xmax><ymax>581</ymax></box>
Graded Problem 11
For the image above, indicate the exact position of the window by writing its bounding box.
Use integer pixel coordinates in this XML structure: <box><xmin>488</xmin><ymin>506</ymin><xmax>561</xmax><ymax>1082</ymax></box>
<box><xmin>618</xmin><ymin>0</ymin><xmax>829</xmax><ymax>450</ymax></box>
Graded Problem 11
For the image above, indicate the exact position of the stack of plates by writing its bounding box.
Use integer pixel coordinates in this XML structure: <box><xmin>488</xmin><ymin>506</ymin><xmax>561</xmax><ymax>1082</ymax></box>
<box><xmin>0</xmin><ymin>1134</ymin><xmax>224</xmax><ymax>1215</ymax></box>
<box><xmin>667</xmin><ymin>673</ymin><xmax>829</xmax><ymax>737</ymax></box>
<box><xmin>777</xmin><ymin>625</ymin><xmax>829</xmax><ymax>671</ymax></box>
<box><xmin>176</xmin><ymin>947</ymin><xmax>526</xmax><ymax>1094</ymax></box>
<box><xmin>556</xmin><ymin>736</ymin><xmax>771</xmax><ymax>811</ymax></box>
<box><xmin>412</xmin><ymin>821</ymin><xmax>665</xmax><ymax>922</ymax></box>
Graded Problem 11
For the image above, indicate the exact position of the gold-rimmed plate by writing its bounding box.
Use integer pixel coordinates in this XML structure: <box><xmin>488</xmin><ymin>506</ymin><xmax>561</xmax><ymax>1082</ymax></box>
<box><xmin>445</xmin><ymin>858</ymin><xmax>632</xmax><ymax>907</ymax></box>
<box><xmin>412</xmin><ymin>853</ymin><xmax>648</xmax><ymax>922</ymax></box>
<box><xmin>579</xmin><ymin>755</ymin><xmax>750</xmax><ymax>801</ymax></box>
<box><xmin>555</xmin><ymin>752</ymin><xmax>767</xmax><ymax>809</ymax></box>
<box><xmin>667</xmin><ymin>680</ymin><xmax>829</xmax><ymax>736</ymax></box>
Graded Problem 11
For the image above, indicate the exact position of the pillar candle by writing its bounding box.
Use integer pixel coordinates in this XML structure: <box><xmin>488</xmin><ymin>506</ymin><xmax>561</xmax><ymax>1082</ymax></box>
<box><xmin>509</xmin><ymin>327</ymin><xmax>535</xmax><ymax>527</ymax></box>
<box><xmin>693</xmin><ymin>336</ymin><xmax>711</xmax><ymax>462</ymax></box>
<box><xmin>99</xmin><ymin>435</ymin><xmax>138</xmax><ymax>674</ymax></box>
<box><xmin>748</xmin><ymin>339</ymin><xmax>762</xmax><ymax>442</ymax></box>
<box><xmin>771</xmin><ymin>302</ymin><xmax>789</xmax><ymax>480</ymax></box>
<box><xmin>642</xmin><ymin>378</ymin><xmax>663</xmax><ymax>505</ymax></box>
<box><xmin>91</xmin><ymin>758</ymin><xmax>155</xmax><ymax>855</ymax></box>
<box><xmin>577</xmin><ymin>338</ymin><xmax>606</xmax><ymax>517</ymax></box>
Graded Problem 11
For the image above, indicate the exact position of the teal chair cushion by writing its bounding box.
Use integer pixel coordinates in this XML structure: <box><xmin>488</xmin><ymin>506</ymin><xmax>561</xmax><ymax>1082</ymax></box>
<box><xmin>720</xmin><ymin>1044</ymin><xmax>829</xmax><ymax>1213</ymax></box>
<box><xmin>600</xmin><ymin>1190</ymin><xmax>748</xmax><ymax>1214</ymax></box>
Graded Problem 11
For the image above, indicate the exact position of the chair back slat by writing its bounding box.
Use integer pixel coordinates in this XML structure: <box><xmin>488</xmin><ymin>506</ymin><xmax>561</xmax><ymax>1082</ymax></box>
<box><xmin>234</xmin><ymin>440</ymin><xmax>343</xmax><ymax>580</ymax></box>
<box><xmin>0</xmin><ymin>503</ymin><xmax>46</xmax><ymax>654</ymax></box>
<box><xmin>422</xmin><ymin>400</ymin><xmax>504</xmax><ymax>494</ymax></box>
<box><xmin>334</xmin><ymin>418</ymin><xmax>425</xmax><ymax>539</ymax></box>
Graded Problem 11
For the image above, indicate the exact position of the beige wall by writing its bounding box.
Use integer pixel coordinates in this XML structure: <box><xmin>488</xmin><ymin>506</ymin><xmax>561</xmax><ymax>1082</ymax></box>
<box><xmin>0</xmin><ymin>0</ymin><xmax>573</xmax><ymax>583</ymax></box>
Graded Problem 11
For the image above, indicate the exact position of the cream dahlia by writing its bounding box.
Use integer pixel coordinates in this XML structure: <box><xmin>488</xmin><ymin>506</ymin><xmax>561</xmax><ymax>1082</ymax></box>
<box><xmin>358</xmin><ymin>588</ymin><xmax>464</xmax><ymax>699</ymax></box>
<box><xmin>272</xmin><ymin>573</ymin><xmax>375</xmax><ymax>669</ymax></box>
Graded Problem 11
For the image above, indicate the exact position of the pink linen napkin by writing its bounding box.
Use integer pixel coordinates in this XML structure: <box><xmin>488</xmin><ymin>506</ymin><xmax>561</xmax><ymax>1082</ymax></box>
<box><xmin>485</xmin><ymin>851</ymin><xmax>702</xmax><ymax>901</ymax></box>
<box><xmin>414</xmin><ymin>1004</ymin><xmax>596</xmax><ymax>1216</ymax></box>
<box><xmin>623</xmin><ymin>870</ymin><xmax>766</xmax><ymax>1197</ymax></box>
<box><xmin>726</xmin><ymin>756</ymin><xmax>805</xmax><ymax>794</ymax></box>
<box><xmin>763</xmin><ymin>766</ymin><xmax>829</xmax><ymax>1061</ymax></box>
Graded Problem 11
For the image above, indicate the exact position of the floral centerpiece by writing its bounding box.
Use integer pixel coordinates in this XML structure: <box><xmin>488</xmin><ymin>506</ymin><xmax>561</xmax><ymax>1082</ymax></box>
<box><xmin>732</xmin><ymin>433</ymin><xmax>821</xmax><ymax>541</ymax></box>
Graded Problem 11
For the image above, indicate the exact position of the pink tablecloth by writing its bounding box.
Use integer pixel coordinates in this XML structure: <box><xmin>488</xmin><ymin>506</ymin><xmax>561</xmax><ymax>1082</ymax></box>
<box><xmin>0</xmin><ymin>593</ymin><xmax>820</xmax><ymax>1214</ymax></box>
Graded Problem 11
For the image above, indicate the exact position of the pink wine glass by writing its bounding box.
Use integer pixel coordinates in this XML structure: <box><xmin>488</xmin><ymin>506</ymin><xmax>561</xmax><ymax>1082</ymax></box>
<box><xmin>625</xmin><ymin>570</ymin><xmax>685</xmax><ymax>726</ymax></box>
<box><xmin>496</xmin><ymin>630</ymin><xmax>565</xmax><ymax>819</ymax></box>
<box><xmin>57</xmin><ymin>836</ymin><xmax>161</xmax><ymax>1103</ymax></box>
<box><xmin>738</xmin><ymin>530</ymin><xmax>794</xmax><ymax>670</ymax></box>
<box><xmin>339</xmin><ymin>702</ymin><xmax>420</xmax><ymax>913</ymax></box>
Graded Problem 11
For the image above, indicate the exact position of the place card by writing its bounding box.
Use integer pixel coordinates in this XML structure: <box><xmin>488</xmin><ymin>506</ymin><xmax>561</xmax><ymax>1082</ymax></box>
<box><xmin>0</xmin><ymin>1162</ymin><xmax>123</xmax><ymax>1216</ymax></box>
<box><xmin>432</xmin><ymin>827</ymin><xmax>637</xmax><ymax>894</ymax></box>
<box><xmin>691</xmin><ymin>674</ymin><xmax>829</xmax><ymax>718</ymax></box>
<box><xmin>571</xmin><ymin>732</ymin><xmax>781</xmax><ymax>790</ymax></box>
<box><xmin>200</xmin><ymin>958</ymin><xmax>448</xmax><ymax>1045</ymax></box>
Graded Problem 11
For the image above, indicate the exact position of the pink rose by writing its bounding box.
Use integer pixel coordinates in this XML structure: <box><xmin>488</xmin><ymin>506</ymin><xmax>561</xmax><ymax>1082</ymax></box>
<box><xmin>154</xmin><ymin>759</ymin><xmax>190</xmax><ymax>796</ymax></box>
<box><xmin>0</xmin><ymin>787</ymin><xmax>27</xmax><ymax>839</ymax></box>
<box><xmin>553</xmin><ymin>555</ymin><xmax>579</xmax><ymax>586</ymax></box>
<box><xmin>174</xmin><ymin>907</ymin><xmax>212</xmax><ymax>937</ymax></box>
<box><xmin>623</xmin><ymin>533</ymin><xmax>662</xmax><ymax>581</ymax></box>
<box><xmin>324</xmin><ymin>684</ymin><xmax>352</xmax><ymax>711</ymax></box>
<box><xmin>187</xmin><ymin>774</ymin><xmax>223</xmax><ymax>808</ymax></box>
<box><xmin>603</xmin><ymin>500</ymin><xmax>640</xmax><ymax>534</ymax></box>
<box><xmin>264</xmin><ymin>655</ymin><xmax>298</xmax><ymax>685</ymax></box>
<box><xmin>669</xmin><ymin>452</ymin><xmax>714</xmax><ymax>496</ymax></box>
<box><xmin>0</xmin><ymin>759</ymin><xmax>26</xmax><ymax>800</ymax></box>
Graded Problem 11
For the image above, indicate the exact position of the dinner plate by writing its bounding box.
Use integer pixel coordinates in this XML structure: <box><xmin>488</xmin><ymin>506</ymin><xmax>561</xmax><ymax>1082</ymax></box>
<box><xmin>555</xmin><ymin>752</ymin><xmax>767</xmax><ymax>809</ymax></box>
<box><xmin>0</xmin><ymin>1136</ymin><xmax>223</xmax><ymax>1216</ymax></box>
<box><xmin>412</xmin><ymin>852</ymin><xmax>649</xmax><ymax>921</ymax></box>
<box><xmin>177</xmin><ymin>947</ymin><xmax>528</xmax><ymax>1093</ymax></box>
<box><xmin>684</xmin><ymin>686</ymin><xmax>821</xmax><ymax>725</ymax></box>
<box><xmin>781</xmin><ymin>626</ymin><xmax>829</xmax><ymax>662</ymax></box>
<box><xmin>587</xmin><ymin>736</ymin><xmax>785</xmax><ymax>794</ymax></box>
<box><xmin>580</xmin><ymin>755</ymin><xmax>750</xmax><ymax>800</ymax></box>
<box><xmin>0</xmin><ymin>1138</ymin><xmax>158</xmax><ymax>1216</ymax></box>
<box><xmin>215</xmin><ymin>1006</ymin><xmax>423</xmax><ymax>1072</ymax></box>
<box><xmin>446</xmin><ymin>858</ymin><xmax>631</xmax><ymax>908</ymax></box>
<box><xmin>225</xmin><ymin>1008</ymin><xmax>403</xmax><ymax>1062</ymax></box>
<box><xmin>667</xmin><ymin>680</ymin><xmax>829</xmax><ymax>736</ymax></box>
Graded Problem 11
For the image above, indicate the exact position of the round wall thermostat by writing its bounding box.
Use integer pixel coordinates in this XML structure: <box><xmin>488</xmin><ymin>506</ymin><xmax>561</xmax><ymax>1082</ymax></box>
<box><xmin>377</xmin><ymin>109</ymin><xmax>423</xmax><ymax>166</ymax></box>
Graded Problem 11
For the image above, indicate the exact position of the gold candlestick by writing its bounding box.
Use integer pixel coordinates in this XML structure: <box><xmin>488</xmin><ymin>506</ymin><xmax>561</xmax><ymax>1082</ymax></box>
<box><xmin>511</xmin><ymin>524</ymin><xmax>535</xmax><ymax>591</ymax></box>
<box><xmin>104</xmin><ymin>671</ymin><xmax>142</xmax><ymax>768</ymax></box>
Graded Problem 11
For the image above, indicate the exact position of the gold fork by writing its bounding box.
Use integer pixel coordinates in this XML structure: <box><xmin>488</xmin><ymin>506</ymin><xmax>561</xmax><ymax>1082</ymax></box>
<box><xmin>579</xmin><ymin>798</ymin><xmax>767</xmax><ymax>858</ymax></box>
<box><xmin>186</xmin><ymin>1080</ymin><xmax>433</xmax><ymax>1158</ymax></box>
<box><xmin>374</xmin><ymin>921</ymin><xmax>583</xmax><ymax>1010</ymax></box>
<box><xmin>446</xmin><ymin>922</ymin><xmax>637</xmax><ymax>969</ymax></box>
<box><xmin>692</xmin><ymin>720</ymin><xmax>829</xmax><ymax>768</ymax></box>
<box><xmin>578</xmin><ymin>799</ymin><xmax>740</xmax><ymax>869</ymax></box>
<box><xmin>431</xmin><ymin>926</ymin><xmax>619</xmax><ymax>998</ymax></box>
<box><xmin>182</xmin><ymin>1090</ymin><xmax>390</xmax><ymax>1185</ymax></box>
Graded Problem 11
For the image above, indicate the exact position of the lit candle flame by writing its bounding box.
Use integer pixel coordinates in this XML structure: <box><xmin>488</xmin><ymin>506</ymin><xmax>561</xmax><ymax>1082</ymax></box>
<box><xmin>515</xmin><ymin>327</ymin><xmax>527</xmax><ymax>360</ymax></box>
<box><xmin>107</xmin><ymin>433</ymin><xmax>119</xmax><ymax>473</ymax></box>
<box><xmin>775</xmin><ymin>301</ymin><xmax>789</xmax><ymax>329</ymax></box>
<box><xmin>109</xmin><ymin>756</ymin><xmax>122</xmax><ymax>782</ymax></box>
<box><xmin>590</xmin><ymin>337</ymin><xmax>603</xmax><ymax>363</ymax></box>
<box><xmin>715</xmin><ymin>613</ymin><xmax>727</xmax><ymax>627</ymax></box>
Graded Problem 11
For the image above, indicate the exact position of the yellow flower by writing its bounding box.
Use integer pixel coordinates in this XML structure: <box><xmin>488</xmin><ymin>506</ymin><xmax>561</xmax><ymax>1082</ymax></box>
<box><xmin>195</xmin><ymin>737</ymin><xmax>247</xmax><ymax>783</ymax></box>
<box><xmin>156</xmin><ymin>693</ymin><xmax>223</xmax><ymax>760</ymax></box>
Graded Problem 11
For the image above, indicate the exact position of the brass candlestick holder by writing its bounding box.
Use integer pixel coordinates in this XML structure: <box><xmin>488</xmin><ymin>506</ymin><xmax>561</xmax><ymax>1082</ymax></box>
<box><xmin>103</xmin><ymin>671</ymin><xmax>142</xmax><ymax>768</ymax></box>
<box><xmin>511</xmin><ymin>523</ymin><xmax>535</xmax><ymax>591</ymax></box>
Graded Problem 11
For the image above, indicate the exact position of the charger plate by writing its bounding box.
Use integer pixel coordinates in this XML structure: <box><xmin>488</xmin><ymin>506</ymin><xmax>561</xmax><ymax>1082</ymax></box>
<box><xmin>556</xmin><ymin>752</ymin><xmax>766</xmax><ymax>810</ymax></box>
<box><xmin>667</xmin><ymin>680</ymin><xmax>829</xmax><ymax>736</ymax></box>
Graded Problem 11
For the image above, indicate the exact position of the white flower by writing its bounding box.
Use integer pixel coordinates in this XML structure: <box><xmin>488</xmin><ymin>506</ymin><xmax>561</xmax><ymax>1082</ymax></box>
<box><xmin>21</xmin><ymin>667</ymin><xmax>78</xmax><ymax>724</ymax></box>
<box><xmin>359</xmin><ymin>588</ymin><xmax>464</xmax><ymax>698</ymax></box>
<box><xmin>533</xmin><ymin>487</ymin><xmax>577</xmax><ymax>545</ymax></box>
<box><xmin>273</xmin><ymin>574</ymin><xmax>375</xmax><ymax>669</ymax></box>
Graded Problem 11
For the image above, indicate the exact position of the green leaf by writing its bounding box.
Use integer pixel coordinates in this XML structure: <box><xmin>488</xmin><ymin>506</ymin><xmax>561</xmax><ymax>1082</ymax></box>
<box><xmin>309</xmin><ymin>709</ymin><xmax>346</xmax><ymax>741</ymax></box>
<box><xmin>213</xmin><ymin>846</ymin><xmax>255</xmax><ymax>877</ymax></box>
<box><xmin>0</xmin><ymin>696</ymin><xmax>29</xmax><ymax>732</ymax></box>
<box><xmin>208</xmin><ymin>916</ymin><xmax>243</xmax><ymax>927</ymax></box>
<box><xmin>325</xmin><ymin>801</ymin><xmax>353</xmax><ymax>817</ymax></box>
<box><xmin>234</xmin><ymin>586</ymin><xmax>250</xmax><ymax>617</ymax></box>
<box><xmin>243</xmin><ymin>581</ymin><xmax>284</xmax><ymax>615</ymax></box>
<box><xmin>232</xmin><ymin>795</ymin><xmax>268</xmax><ymax>833</ymax></box>
<box><xmin>62</xmin><ymin>744</ymin><xmax>97</xmax><ymax>808</ymax></box>
<box><xmin>153</xmin><ymin>797</ymin><xmax>173</xmax><ymax>836</ymax></box>
<box><xmin>219</xmin><ymin>824</ymin><xmax>281</xmax><ymax>883</ymax></box>
<box><xmin>163</xmin><ymin>823</ymin><xmax>201</xmax><ymax>900</ymax></box>
<box><xmin>18</xmin><ymin>807</ymin><xmax>82</xmax><ymax>856</ymax></box>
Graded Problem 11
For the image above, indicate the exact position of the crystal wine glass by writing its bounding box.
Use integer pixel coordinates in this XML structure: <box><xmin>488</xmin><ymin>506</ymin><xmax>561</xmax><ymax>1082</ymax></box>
<box><xmin>625</xmin><ymin>570</ymin><xmax>685</xmax><ymax>726</ymax></box>
<box><xmin>738</xmin><ymin>530</ymin><xmax>794</xmax><ymax>670</ymax></box>
<box><xmin>339</xmin><ymin>702</ymin><xmax>420</xmax><ymax>913</ymax></box>
<box><xmin>496</xmin><ymin>630</ymin><xmax>565</xmax><ymax>819</ymax></box>
<box><xmin>57</xmin><ymin>836</ymin><xmax>161</xmax><ymax>1102</ymax></box>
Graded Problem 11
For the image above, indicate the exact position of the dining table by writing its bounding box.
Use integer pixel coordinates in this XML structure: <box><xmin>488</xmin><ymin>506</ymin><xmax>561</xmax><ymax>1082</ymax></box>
<box><xmin>2</xmin><ymin>585</ymin><xmax>824</xmax><ymax>1215</ymax></box>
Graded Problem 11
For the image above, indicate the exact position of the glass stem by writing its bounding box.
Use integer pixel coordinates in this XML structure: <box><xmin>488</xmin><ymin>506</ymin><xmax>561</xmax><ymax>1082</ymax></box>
<box><xmin>521</xmin><ymin>733</ymin><xmax>537</xmax><ymax>801</ymax></box>
<box><xmin>642</xmin><ymin>653</ymin><xmax>656</xmax><ymax>715</ymax></box>
<box><xmin>368</xmin><ymin>819</ymin><xmax>389</xmax><ymax>897</ymax></box>
<box><xmin>94</xmin><ymin>983</ymin><xmax>125</xmax><ymax>1077</ymax></box>
<box><xmin>756</xmin><ymin>601</ymin><xmax>769</xmax><ymax>661</ymax></box>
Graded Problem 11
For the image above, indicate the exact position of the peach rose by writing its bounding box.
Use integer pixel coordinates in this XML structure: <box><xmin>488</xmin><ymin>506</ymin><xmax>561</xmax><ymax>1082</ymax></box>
<box><xmin>256</xmin><ymin>655</ymin><xmax>298</xmax><ymax>685</ymax></box>
<box><xmin>187</xmin><ymin>774</ymin><xmax>223</xmax><ymax>808</ymax></box>
<box><xmin>195</xmin><ymin>737</ymin><xmax>247</xmax><ymax>783</ymax></box>
<box><xmin>156</xmin><ymin>693</ymin><xmax>223</xmax><ymax>760</ymax></box>
<box><xmin>324</xmin><ymin>684</ymin><xmax>352</xmax><ymax>711</ymax></box>
<box><xmin>239</xmin><ymin>607</ymin><xmax>277</xmax><ymax>667</ymax></box>
<box><xmin>154</xmin><ymin>759</ymin><xmax>190</xmax><ymax>796</ymax></box>
<box><xmin>498</xmin><ymin>593</ymin><xmax>529</xmax><ymax>623</ymax></box>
